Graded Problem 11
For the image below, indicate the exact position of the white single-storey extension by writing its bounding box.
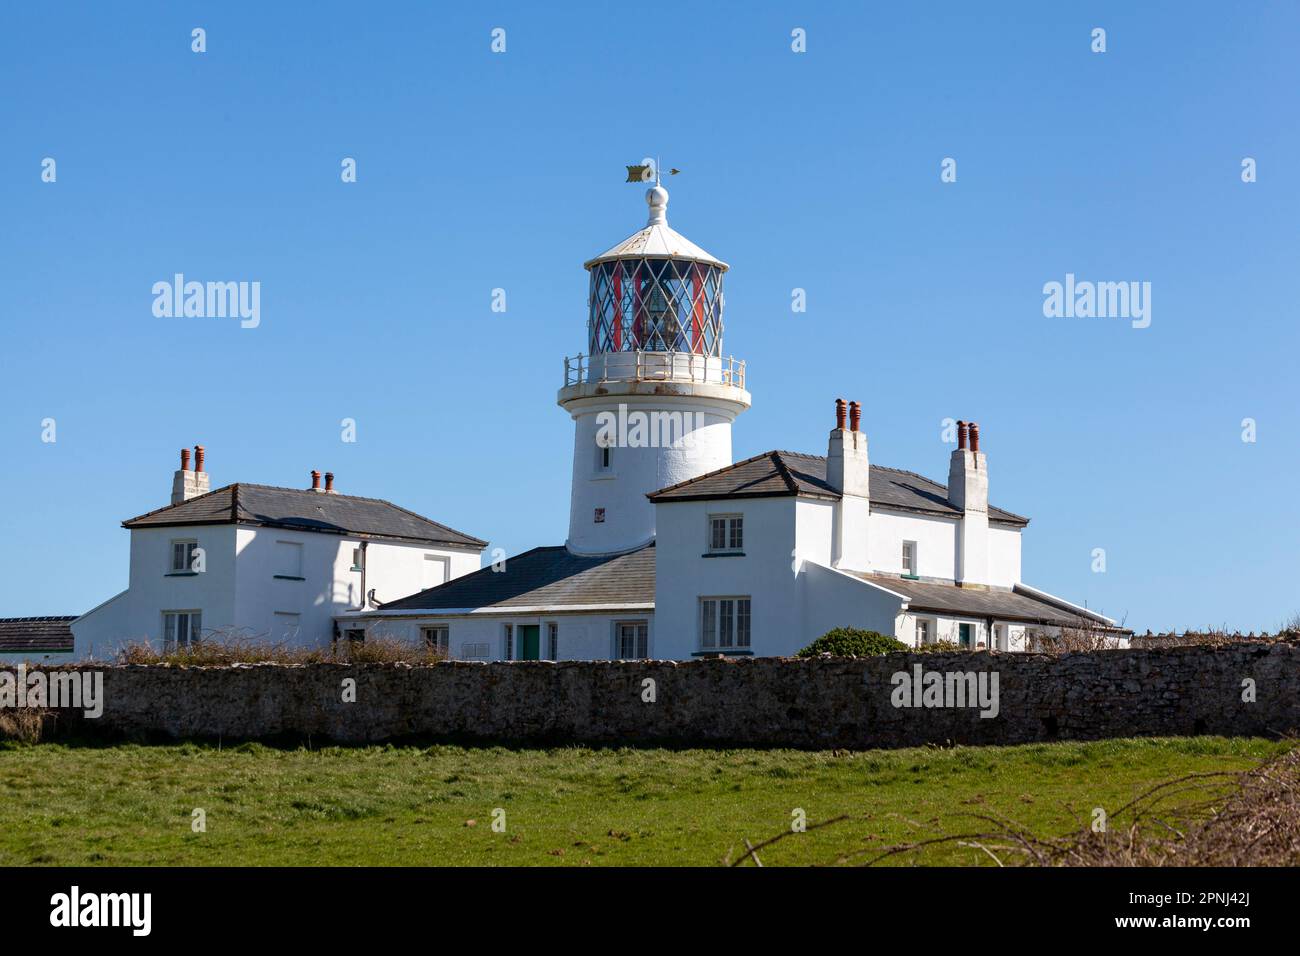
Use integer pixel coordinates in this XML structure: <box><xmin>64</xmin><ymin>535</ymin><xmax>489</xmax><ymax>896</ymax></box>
<box><xmin>0</xmin><ymin>617</ymin><xmax>77</xmax><ymax>666</ymax></box>
<box><xmin>344</xmin><ymin>545</ymin><xmax>654</xmax><ymax>661</ymax></box>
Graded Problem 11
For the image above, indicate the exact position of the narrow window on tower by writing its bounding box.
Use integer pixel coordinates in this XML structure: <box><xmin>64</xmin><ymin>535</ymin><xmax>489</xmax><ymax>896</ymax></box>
<box><xmin>595</xmin><ymin>435</ymin><xmax>612</xmax><ymax>474</ymax></box>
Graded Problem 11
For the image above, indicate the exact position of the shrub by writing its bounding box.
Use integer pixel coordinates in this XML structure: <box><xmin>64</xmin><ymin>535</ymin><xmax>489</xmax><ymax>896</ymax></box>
<box><xmin>913</xmin><ymin>640</ymin><xmax>965</xmax><ymax>654</ymax></box>
<box><xmin>797</xmin><ymin>627</ymin><xmax>907</xmax><ymax>658</ymax></box>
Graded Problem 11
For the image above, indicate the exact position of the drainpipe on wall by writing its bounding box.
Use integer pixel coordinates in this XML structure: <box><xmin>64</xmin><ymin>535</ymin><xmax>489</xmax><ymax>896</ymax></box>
<box><xmin>354</xmin><ymin>541</ymin><xmax>368</xmax><ymax>611</ymax></box>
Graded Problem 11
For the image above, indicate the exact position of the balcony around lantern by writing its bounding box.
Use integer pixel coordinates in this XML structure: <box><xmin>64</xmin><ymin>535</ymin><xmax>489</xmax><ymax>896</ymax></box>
<box><xmin>558</xmin><ymin>350</ymin><xmax>751</xmax><ymax>410</ymax></box>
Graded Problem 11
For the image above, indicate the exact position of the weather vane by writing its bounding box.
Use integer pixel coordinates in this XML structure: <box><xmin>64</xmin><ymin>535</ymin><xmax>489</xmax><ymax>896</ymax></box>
<box><xmin>625</xmin><ymin>157</ymin><xmax>681</xmax><ymax>185</ymax></box>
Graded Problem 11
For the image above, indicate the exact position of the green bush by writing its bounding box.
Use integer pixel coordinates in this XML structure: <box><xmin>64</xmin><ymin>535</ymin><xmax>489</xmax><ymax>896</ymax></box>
<box><xmin>797</xmin><ymin>627</ymin><xmax>908</xmax><ymax>658</ymax></box>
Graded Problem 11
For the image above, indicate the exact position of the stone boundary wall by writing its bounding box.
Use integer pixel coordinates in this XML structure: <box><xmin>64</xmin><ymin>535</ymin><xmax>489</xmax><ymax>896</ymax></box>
<box><xmin>9</xmin><ymin>642</ymin><xmax>1299</xmax><ymax>749</ymax></box>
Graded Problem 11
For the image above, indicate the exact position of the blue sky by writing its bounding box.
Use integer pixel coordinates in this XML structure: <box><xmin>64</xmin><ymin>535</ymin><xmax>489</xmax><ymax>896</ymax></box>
<box><xmin>2</xmin><ymin>2</ymin><xmax>1296</xmax><ymax>633</ymax></box>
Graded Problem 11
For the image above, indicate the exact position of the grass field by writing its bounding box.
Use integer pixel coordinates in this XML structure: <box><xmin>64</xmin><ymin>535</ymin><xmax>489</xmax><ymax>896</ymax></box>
<box><xmin>0</xmin><ymin>737</ymin><xmax>1289</xmax><ymax>866</ymax></box>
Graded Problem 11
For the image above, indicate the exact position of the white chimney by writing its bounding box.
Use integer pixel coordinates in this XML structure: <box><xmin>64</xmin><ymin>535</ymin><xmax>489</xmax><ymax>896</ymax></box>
<box><xmin>170</xmin><ymin>445</ymin><xmax>210</xmax><ymax>505</ymax></box>
<box><xmin>948</xmin><ymin>421</ymin><xmax>989</xmax><ymax>586</ymax></box>
<box><xmin>826</xmin><ymin>399</ymin><xmax>870</xmax><ymax>571</ymax></box>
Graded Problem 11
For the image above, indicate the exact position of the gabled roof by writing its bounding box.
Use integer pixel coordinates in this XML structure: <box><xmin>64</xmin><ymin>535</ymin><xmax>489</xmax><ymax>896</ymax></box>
<box><xmin>0</xmin><ymin>616</ymin><xmax>76</xmax><ymax>654</ymax></box>
<box><xmin>848</xmin><ymin>573</ymin><xmax>1116</xmax><ymax>628</ymax></box>
<box><xmin>122</xmin><ymin>484</ymin><xmax>487</xmax><ymax>549</ymax></box>
<box><xmin>376</xmin><ymin>544</ymin><xmax>655</xmax><ymax>612</ymax></box>
<box><xmin>647</xmin><ymin>450</ymin><xmax>1030</xmax><ymax>527</ymax></box>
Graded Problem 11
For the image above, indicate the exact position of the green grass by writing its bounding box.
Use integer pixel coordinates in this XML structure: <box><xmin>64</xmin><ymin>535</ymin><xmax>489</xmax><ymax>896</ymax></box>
<box><xmin>0</xmin><ymin>737</ymin><xmax>1289</xmax><ymax>866</ymax></box>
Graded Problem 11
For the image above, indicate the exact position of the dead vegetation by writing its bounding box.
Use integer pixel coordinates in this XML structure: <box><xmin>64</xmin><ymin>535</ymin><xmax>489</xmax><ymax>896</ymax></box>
<box><xmin>1129</xmin><ymin>628</ymin><xmax>1300</xmax><ymax>649</ymax></box>
<box><xmin>115</xmin><ymin>631</ymin><xmax>447</xmax><ymax>666</ymax></box>
<box><xmin>729</xmin><ymin>746</ymin><xmax>1300</xmax><ymax>867</ymax></box>
<box><xmin>0</xmin><ymin>708</ymin><xmax>53</xmax><ymax>744</ymax></box>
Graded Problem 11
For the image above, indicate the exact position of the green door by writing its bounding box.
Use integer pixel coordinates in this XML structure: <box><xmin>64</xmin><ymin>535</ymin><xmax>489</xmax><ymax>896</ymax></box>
<box><xmin>517</xmin><ymin>625</ymin><xmax>541</xmax><ymax>661</ymax></box>
<box><xmin>958</xmin><ymin>623</ymin><xmax>973</xmax><ymax>648</ymax></box>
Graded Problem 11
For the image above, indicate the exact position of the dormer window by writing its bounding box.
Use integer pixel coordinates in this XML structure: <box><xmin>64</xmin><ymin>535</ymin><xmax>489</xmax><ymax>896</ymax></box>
<box><xmin>708</xmin><ymin>514</ymin><xmax>743</xmax><ymax>554</ymax></box>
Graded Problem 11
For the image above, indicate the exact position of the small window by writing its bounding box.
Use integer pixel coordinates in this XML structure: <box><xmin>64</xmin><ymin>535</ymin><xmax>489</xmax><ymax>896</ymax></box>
<box><xmin>700</xmin><ymin>597</ymin><xmax>751</xmax><ymax>651</ymax></box>
<box><xmin>504</xmin><ymin>623</ymin><xmax>513</xmax><ymax>660</ymax></box>
<box><xmin>169</xmin><ymin>540</ymin><xmax>199</xmax><ymax>573</ymax></box>
<box><xmin>424</xmin><ymin>554</ymin><xmax>450</xmax><ymax>588</ymax></box>
<box><xmin>422</xmin><ymin>625</ymin><xmax>449</xmax><ymax>654</ymax></box>
<box><xmin>351</xmin><ymin>547</ymin><xmax>364</xmax><ymax>571</ymax></box>
<box><xmin>615</xmin><ymin>621</ymin><xmax>648</xmax><ymax>659</ymax></box>
<box><xmin>916</xmin><ymin>619</ymin><xmax>932</xmax><ymax>645</ymax></box>
<box><xmin>547</xmin><ymin>621</ymin><xmax>559</xmax><ymax>660</ymax></box>
<box><xmin>901</xmin><ymin>540</ymin><xmax>917</xmax><ymax>576</ymax></box>
<box><xmin>274</xmin><ymin>540</ymin><xmax>303</xmax><ymax>578</ymax></box>
<box><xmin>162</xmin><ymin>610</ymin><xmax>202</xmax><ymax>650</ymax></box>
<box><xmin>595</xmin><ymin>436</ymin><xmax>613</xmax><ymax>473</ymax></box>
<box><xmin>707</xmin><ymin>514</ymin><xmax>743</xmax><ymax>553</ymax></box>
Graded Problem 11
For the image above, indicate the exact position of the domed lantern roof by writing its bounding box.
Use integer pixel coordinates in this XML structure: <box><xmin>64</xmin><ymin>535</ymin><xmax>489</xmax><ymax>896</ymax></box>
<box><xmin>583</xmin><ymin>185</ymin><xmax>729</xmax><ymax>272</ymax></box>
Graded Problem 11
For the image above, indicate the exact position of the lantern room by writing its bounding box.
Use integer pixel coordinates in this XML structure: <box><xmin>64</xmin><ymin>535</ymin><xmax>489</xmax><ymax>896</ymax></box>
<box><xmin>582</xmin><ymin>184</ymin><xmax>728</xmax><ymax>357</ymax></box>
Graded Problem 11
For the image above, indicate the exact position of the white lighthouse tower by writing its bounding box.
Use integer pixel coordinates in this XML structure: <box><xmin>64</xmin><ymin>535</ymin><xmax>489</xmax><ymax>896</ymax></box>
<box><xmin>559</xmin><ymin>183</ymin><xmax>751</xmax><ymax>555</ymax></box>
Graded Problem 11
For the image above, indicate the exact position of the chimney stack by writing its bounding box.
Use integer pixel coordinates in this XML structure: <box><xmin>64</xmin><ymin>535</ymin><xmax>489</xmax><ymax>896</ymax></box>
<box><xmin>948</xmin><ymin>418</ymin><xmax>989</xmax><ymax>587</ymax></box>
<box><xmin>324</xmin><ymin>472</ymin><xmax>336</xmax><ymax>494</ymax></box>
<box><xmin>311</xmin><ymin>470</ymin><xmax>322</xmax><ymax>491</ymax></box>
<box><xmin>171</xmin><ymin>444</ymin><xmax>211</xmax><ymax>505</ymax></box>
<box><xmin>826</xmin><ymin>398</ymin><xmax>870</xmax><ymax>571</ymax></box>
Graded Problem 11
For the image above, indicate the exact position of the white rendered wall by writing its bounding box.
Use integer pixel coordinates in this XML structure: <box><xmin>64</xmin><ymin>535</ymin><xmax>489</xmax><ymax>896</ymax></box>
<box><xmin>867</xmin><ymin>510</ymin><xmax>959</xmax><ymax>579</ymax></box>
<box><xmin>794</xmin><ymin>499</ymin><xmax>835</xmax><ymax>566</ymax></box>
<box><xmin>653</xmin><ymin>497</ymin><xmax>801</xmax><ymax>659</ymax></box>
<box><xmin>988</xmin><ymin>525</ymin><xmax>1023</xmax><ymax>587</ymax></box>
<box><xmin>797</xmin><ymin>562</ymin><xmax>906</xmax><ymax>653</ymax></box>
<box><xmin>72</xmin><ymin>524</ymin><xmax>241</xmax><ymax>657</ymax></box>
<box><xmin>232</xmin><ymin>527</ymin><xmax>481</xmax><ymax>646</ymax></box>
<box><xmin>70</xmin><ymin>590</ymin><xmax>129</xmax><ymax>661</ymax></box>
<box><xmin>565</xmin><ymin>395</ymin><xmax>739</xmax><ymax>555</ymax></box>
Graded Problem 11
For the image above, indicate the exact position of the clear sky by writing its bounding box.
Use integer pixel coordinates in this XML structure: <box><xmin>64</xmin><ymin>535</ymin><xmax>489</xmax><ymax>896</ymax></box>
<box><xmin>2</xmin><ymin>2</ymin><xmax>1296</xmax><ymax>633</ymax></box>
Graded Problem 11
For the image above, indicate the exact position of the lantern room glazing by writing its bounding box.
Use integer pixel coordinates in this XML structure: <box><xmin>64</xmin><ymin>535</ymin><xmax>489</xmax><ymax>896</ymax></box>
<box><xmin>587</xmin><ymin>257</ymin><xmax>725</xmax><ymax>356</ymax></box>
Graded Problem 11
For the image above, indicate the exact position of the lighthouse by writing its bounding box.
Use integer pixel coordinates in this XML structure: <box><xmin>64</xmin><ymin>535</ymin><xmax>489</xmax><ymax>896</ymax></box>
<box><xmin>559</xmin><ymin>183</ymin><xmax>751</xmax><ymax>555</ymax></box>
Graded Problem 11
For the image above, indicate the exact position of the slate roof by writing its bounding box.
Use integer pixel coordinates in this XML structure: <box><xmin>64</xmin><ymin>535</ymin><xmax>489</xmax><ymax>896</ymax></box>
<box><xmin>122</xmin><ymin>484</ymin><xmax>487</xmax><ymax>548</ymax></box>
<box><xmin>0</xmin><ymin>617</ymin><xmax>76</xmax><ymax>654</ymax></box>
<box><xmin>378</xmin><ymin>544</ymin><xmax>655</xmax><ymax>612</ymax></box>
<box><xmin>647</xmin><ymin>450</ymin><xmax>1030</xmax><ymax>527</ymax></box>
<box><xmin>847</xmin><ymin>573</ymin><xmax>1115</xmax><ymax>628</ymax></box>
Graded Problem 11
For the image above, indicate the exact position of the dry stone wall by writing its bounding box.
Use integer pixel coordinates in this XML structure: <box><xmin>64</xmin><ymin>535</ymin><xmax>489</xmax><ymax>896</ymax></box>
<box><xmin>13</xmin><ymin>642</ymin><xmax>1299</xmax><ymax>749</ymax></box>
